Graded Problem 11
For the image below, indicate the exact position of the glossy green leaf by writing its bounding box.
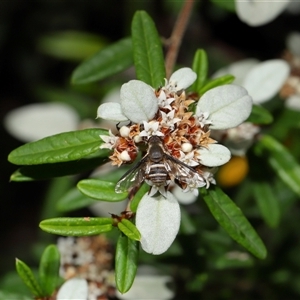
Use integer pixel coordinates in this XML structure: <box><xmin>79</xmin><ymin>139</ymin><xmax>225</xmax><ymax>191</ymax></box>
<box><xmin>77</xmin><ymin>179</ymin><xmax>128</xmax><ymax>201</ymax></box>
<box><xmin>191</xmin><ymin>49</ymin><xmax>208</xmax><ymax>93</ymax></box>
<box><xmin>8</xmin><ymin>129</ymin><xmax>108</xmax><ymax>166</ymax></box>
<box><xmin>118</xmin><ymin>219</ymin><xmax>141</xmax><ymax>241</ymax></box>
<box><xmin>115</xmin><ymin>234</ymin><xmax>139</xmax><ymax>293</ymax></box>
<box><xmin>252</xmin><ymin>181</ymin><xmax>281</xmax><ymax>228</ymax></box>
<box><xmin>255</xmin><ymin>135</ymin><xmax>300</xmax><ymax>196</ymax></box>
<box><xmin>0</xmin><ymin>291</ymin><xmax>32</xmax><ymax>300</ymax></box>
<box><xmin>10</xmin><ymin>151</ymin><xmax>110</xmax><ymax>181</ymax></box>
<box><xmin>72</xmin><ymin>37</ymin><xmax>133</xmax><ymax>84</ymax></box>
<box><xmin>15</xmin><ymin>259</ymin><xmax>43</xmax><ymax>297</ymax></box>
<box><xmin>37</xmin><ymin>30</ymin><xmax>106</xmax><ymax>61</ymax></box>
<box><xmin>39</xmin><ymin>217</ymin><xmax>113</xmax><ymax>236</ymax></box>
<box><xmin>56</xmin><ymin>187</ymin><xmax>97</xmax><ymax>212</ymax></box>
<box><xmin>131</xmin><ymin>11</ymin><xmax>165</xmax><ymax>88</ymax></box>
<box><xmin>199</xmin><ymin>75</ymin><xmax>235</xmax><ymax>95</ymax></box>
<box><xmin>130</xmin><ymin>183</ymin><xmax>149</xmax><ymax>212</ymax></box>
<box><xmin>39</xmin><ymin>245</ymin><xmax>60</xmax><ymax>296</ymax></box>
<box><xmin>246</xmin><ymin>105</ymin><xmax>273</xmax><ymax>124</ymax></box>
<box><xmin>201</xmin><ymin>186</ymin><xmax>267</xmax><ymax>259</ymax></box>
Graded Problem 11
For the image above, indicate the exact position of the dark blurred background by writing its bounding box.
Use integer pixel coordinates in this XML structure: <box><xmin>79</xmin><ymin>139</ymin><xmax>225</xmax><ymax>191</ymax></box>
<box><xmin>1</xmin><ymin>0</ymin><xmax>300</xmax><ymax>292</ymax></box>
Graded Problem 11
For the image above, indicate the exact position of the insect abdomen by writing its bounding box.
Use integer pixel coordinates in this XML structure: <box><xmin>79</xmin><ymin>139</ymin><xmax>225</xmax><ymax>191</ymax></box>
<box><xmin>146</xmin><ymin>163</ymin><xmax>169</xmax><ymax>186</ymax></box>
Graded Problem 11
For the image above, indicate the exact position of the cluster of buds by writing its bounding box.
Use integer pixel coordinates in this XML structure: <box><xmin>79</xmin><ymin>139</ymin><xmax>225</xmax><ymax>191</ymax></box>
<box><xmin>97</xmin><ymin>67</ymin><xmax>253</xmax><ymax>255</ymax></box>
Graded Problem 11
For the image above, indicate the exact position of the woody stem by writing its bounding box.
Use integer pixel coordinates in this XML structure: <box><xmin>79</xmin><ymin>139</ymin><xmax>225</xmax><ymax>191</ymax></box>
<box><xmin>165</xmin><ymin>0</ymin><xmax>195</xmax><ymax>78</ymax></box>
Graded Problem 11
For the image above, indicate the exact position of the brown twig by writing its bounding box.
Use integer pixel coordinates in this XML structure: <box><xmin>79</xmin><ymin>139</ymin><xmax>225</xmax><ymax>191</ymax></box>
<box><xmin>165</xmin><ymin>0</ymin><xmax>195</xmax><ymax>78</ymax></box>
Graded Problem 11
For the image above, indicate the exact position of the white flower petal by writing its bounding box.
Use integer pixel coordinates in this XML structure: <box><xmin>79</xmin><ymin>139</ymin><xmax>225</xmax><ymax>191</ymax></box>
<box><xmin>4</xmin><ymin>103</ymin><xmax>79</xmax><ymax>142</ymax></box>
<box><xmin>56</xmin><ymin>278</ymin><xmax>88</xmax><ymax>299</ymax></box>
<box><xmin>136</xmin><ymin>192</ymin><xmax>180</xmax><ymax>255</ymax></box>
<box><xmin>197</xmin><ymin>85</ymin><xmax>253</xmax><ymax>130</ymax></box>
<box><xmin>120</xmin><ymin>80</ymin><xmax>158</xmax><ymax>123</ymax></box>
<box><xmin>172</xmin><ymin>185</ymin><xmax>197</xmax><ymax>205</ymax></box>
<box><xmin>97</xmin><ymin>102</ymin><xmax>128</xmax><ymax>121</ymax></box>
<box><xmin>285</xmin><ymin>95</ymin><xmax>300</xmax><ymax>111</ymax></box>
<box><xmin>198</xmin><ymin>144</ymin><xmax>231</xmax><ymax>167</ymax></box>
<box><xmin>117</xmin><ymin>275</ymin><xmax>174</xmax><ymax>300</ymax></box>
<box><xmin>168</xmin><ymin>67</ymin><xmax>197</xmax><ymax>91</ymax></box>
<box><xmin>212</xmin><ymin>59</ymin><xmax>259</xmax><ymax>85</ymax></box>
<box><xmin>243</xmin><ymin>59</ymin><xmax>290</xmax><ymax>104</ymax></box>
<box><xmin>286</xmin><ymin>31</ymin><xmax>300</xmax><ymax>56</ymax></box>
<box><xmin>235</xmin><ymin>0</ymin><xmax>290</xmax><ymax>26</ymax></box>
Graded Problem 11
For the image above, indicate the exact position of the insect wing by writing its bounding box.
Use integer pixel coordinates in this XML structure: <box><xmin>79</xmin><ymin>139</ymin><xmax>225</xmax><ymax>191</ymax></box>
<box><xmin>164</xmin><ymin>154</ymin><xmax>204</xmax><ymax>187</ymax></box>
<box><xmin>115</xmin><ymin>160</ymin><xmax>146</xmax><ymax>193</ymax></box>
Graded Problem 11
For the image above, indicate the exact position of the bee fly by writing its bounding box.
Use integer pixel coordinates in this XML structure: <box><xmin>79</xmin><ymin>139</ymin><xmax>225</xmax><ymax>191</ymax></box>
<box><xmin>115</xmin><ymin>135</ymin><xmax>204</xmax><ymax>198</ymax></box>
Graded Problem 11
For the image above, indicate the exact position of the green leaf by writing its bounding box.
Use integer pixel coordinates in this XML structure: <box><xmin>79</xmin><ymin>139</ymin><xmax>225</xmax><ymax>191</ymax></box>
<box><xmin>0</xmin><ymin>291</ymin><xmax>32</xmax><ymax>300</ymax></box>
<box><xmin>77</xmin><ymin>179</ymin><xmax>128</xmax><ymax>201</ymax></box>
<box><xmin>255</xmin><ymin>135</ymin><xmax>300</xmax><ymax>196</ymax></box>
<box><xmin>252</xmin><ymin>181</ymin><xmax>281</xmax><ymax>228</ymax></box>
<box><xmin>115</xmin><ymin>234</ymin><xmax>139</xmax><ymax>293</ymax></box>
<box><xmin>72</xmin><ymin>37</ymin><xmax>133</xmax><ymax>84</ymax></box>
<box><xmin>191</xmin><ymin>49</ymin><xmax>208</xmax><ymax>93</ymax></box>
<box><xmin>199</xmin><ymin>74</ymin><xmax>235</xmax><ymax>95</ymax></box>
<box><xmin>268</xmin><ymin>108</ymin><xmax>300</xmax><ymax>140</ymax></box>
<box><xmin>130</xmin><ymin>183</ymin><xmax>149</xmax><ymax>212</ymax></box>
<box><xmin>8</xmin><ymin>128</ymin><xmax>108</xmax><ymax>166</ymax></box>
<box><xmin>118</xmin><ymin>219</ymin><xmax>141</xmax><ymax>241</ymax></box>
<box><xmin>39</xmin><ymin>217</ymin><xmax>113</xmax><ymax>236</ymax></box>
<box><xmin>131</xmin><ymin>11</ymin><xmax>165</xmax><ymax>88</ymax></box>
<box><xmin>210</xmin><ymin>0</ymin><xmax>236</xmax><ymax>12</ymax></box>
<box><xmin>39</xmin><ymin>245</ymin><xmax>60</xmax><ymax>296</ymax></box>
<box><xmin>200</xmin><ymin>186</ymin><xmax>267</xmax><ymax>259</ymax></box>
<box><xmin>246</xmin><ymin>105</ymin><xmax>273</xmax><ymax>124</ymax></box>
<box><xmin>10</xmin><ymin>151</ymin><xmax>110</xmax><ymax>181</ymax></box>
<box><xmin>37</xmin><ymin>30</ymin><xmax>107</xmax><ymax>61</ymax></box>
<box><xmin>15</xmin><ymin>259</ymin><xmax>43</xmax><ymax>297</ymax></box>
<box><xmin>56</xmin><ymin>187</ymin><xmax>97</xmax><ymax>212</ymax></box>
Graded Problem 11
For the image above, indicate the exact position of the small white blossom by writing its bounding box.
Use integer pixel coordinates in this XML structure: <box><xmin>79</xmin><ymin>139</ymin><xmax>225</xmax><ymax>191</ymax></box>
<box><xmin>139</xmin><ymin>121</ymin><xmax>164</xmax><ymax>138</ymax></box>
<box><xmin>157</xmin><ymin>90</ymin><xmax>175</xmax><ymax>110</ymax></box>
<box><xmin>196</xmin><ymin>111</ymin><xmax>212</xmax><ymax>128</ymax></box>
<box><xmin>146</xmin><ymin>179</ymin><xmax>170</xmax><ymax>197</ymax></box>
<box><xmin>160</xmin><ymin>110</ymin><xmax>181</xmax><ymax>130</ymax></box>
<box><xmin>99</xmin><ymin>130</ymin><xmax>118</xmax><ymax>150</ymax></box>
<box><xmin>202</xmin><ymin>168</ymin><xmax>217</xmax><ymax>189</ymax></box>
<box><xmin>179</xmin><ymin>150</ymin><xmax>199</xmax><ymax>167</ymax></box>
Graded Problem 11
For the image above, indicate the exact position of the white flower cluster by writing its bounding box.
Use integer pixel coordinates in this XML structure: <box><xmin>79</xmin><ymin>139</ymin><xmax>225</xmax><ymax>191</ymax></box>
<box><xmin>97</xmin><ymin>68</ymin><xmax>253</xmax><ymax>254</ymax></box>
